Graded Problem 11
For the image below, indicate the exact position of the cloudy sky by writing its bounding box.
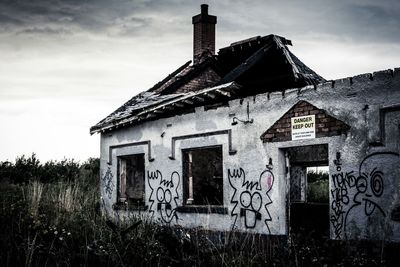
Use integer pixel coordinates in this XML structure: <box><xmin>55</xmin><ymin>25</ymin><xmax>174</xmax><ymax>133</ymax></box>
<box><xmin>1</xmin><ymin>0</ymin><xmax>399</xmax><ymax>162</ymax></box>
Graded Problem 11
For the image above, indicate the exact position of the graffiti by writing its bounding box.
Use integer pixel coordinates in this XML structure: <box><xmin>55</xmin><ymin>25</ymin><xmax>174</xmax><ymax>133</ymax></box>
<box><xmin>102</xmin><ymin>167</ymin><xmax>114</xmax><ymax>199</ymax></box>
<box><xmin>147</xmin><ymin>170</ymin><xmax>162</xmax><ymax>217</ymax></box>
<box><xmin>261</xmin><ymin>168</ymin><xmax>275</xmax><ymax>233</ymax></box>
<box><xmin>148</xmin><ymin>170</ymin><xmax>180</xmax><ymax>224</ymax></box>
<box><xmin>228</xmin><ymin>167</ymin><xmax>274</xmax><ymax>232</ymax></box>
<box><xmin>344</xmin><ymin>152</ymin><xmax>399</xmax><ymax>238</ymax></box>
<box><xmin>329</xmin><ymin>151</ymin><xmax>399</xmax><ymax>238</ymax></box>
<box><xmin>330</xmin><ymin>152</ymin><xmax>356</xmax><ymax>238</ymax></box>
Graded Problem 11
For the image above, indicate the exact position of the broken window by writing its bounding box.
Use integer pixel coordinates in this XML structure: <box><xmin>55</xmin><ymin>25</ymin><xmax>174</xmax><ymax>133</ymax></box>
<box><xmin>117</xmin><ymin>154</ymin><xmax>145</xmax><ymax>206</ymax></box>
<box><xmin>306</xmin><ymin>166</ymin><xmax>329</xmax><ymax>203</ymax></box>
<box><xmin>290</xmin><ymin>166</ymin><xmax>329</xmax><ymax>203</ymax></box>
<box><xmin>182</xmin><ymin>146</ymin><xmax>223</xmax><ymax>206</ymax></box>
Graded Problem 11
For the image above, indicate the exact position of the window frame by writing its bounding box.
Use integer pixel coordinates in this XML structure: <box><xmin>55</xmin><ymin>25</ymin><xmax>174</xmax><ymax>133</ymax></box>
<box><xmin>181</xmin><ymin>145</ymin><xmax>224</xmax><ymax>209</ymax></box>
<box><xmin>116</xmin><ymin>153</ymin><xmax>146</xmax><ymax>208</ymax></box>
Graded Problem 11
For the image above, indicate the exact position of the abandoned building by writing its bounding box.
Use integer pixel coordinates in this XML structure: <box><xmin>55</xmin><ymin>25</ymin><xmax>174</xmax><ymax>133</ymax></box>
<box><xmin>90</xmin><ymin>5</ymin><xmax>400</xmax><ymax>241</ymax></box>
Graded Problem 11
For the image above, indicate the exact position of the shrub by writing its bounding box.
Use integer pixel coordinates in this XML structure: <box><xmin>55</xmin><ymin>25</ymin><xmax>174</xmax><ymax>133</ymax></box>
<box><xmin>0</xmin><ymin>154</ymin><xmax>99</xmax><ymax>185</ymax></box>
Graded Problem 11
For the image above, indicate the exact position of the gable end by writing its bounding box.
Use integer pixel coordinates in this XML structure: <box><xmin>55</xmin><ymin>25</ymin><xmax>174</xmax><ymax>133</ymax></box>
<box><xmin>260</xmin><ymin>101</ymin><xmax>350</xmax><ymax>143</ymax></box>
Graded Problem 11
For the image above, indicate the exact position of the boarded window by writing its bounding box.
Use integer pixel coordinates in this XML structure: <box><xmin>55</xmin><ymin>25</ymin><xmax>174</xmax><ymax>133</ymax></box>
<box><xmin>182</xmin><ymin>146</ymin><xmax>223</xmax><ymax>206</ymax></box>
<box><xmin>117</xmin><ymin>154</ymin><xmax>145</xmax><ymax>206</ymax></box>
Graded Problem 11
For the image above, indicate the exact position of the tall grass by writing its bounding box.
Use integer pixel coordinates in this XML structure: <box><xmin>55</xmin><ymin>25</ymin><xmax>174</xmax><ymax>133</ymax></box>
<box><xmin>0</xmin><ymin>174</ymin><xmax>287</xmax><ymax>266</ymax></box>
<box><xmin>0</xmin><ymin>155</ymin><xmax>397</xmax><ymax>266</ymax></box>
<box><xmin>27</xmin><ymin>181</ymin><xmax>44</xmax><ymax>218</ymax></box>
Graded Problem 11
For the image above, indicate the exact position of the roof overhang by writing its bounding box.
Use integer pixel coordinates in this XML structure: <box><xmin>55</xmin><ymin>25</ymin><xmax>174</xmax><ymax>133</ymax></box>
<box><xmin>90</xmin><ymin>82</ymin><xmax>242</xmax><ymax>135</ymax></box>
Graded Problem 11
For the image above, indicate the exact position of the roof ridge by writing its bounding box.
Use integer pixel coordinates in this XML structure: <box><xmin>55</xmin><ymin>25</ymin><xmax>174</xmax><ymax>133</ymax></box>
<box><xmin>148</xmin><ymin>60</ymin><xmax>192</xmax><ymax>92</ymax></box>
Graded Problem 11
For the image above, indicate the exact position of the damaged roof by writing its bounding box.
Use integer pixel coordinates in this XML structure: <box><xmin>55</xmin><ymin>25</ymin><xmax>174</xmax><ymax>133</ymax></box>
<box><xmin>90</xmin><ymin>34</ymin><xmax>325</xmax><ymax>134</ymax></box>
<box><xmin>91</xmin><ymin>92</ymin><xmax>184</xmax><ymax>130</ymax></box>
<box><xmin>90</xmin><ymin>82</ymin><xmax>241</xmax><ymax>134</ymax></box>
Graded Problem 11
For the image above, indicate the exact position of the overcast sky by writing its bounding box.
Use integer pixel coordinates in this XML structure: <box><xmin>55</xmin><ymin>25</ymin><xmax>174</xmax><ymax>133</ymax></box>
<box><xmin>1</xmin><ymin>0</ymin><xmax>399</xmax><ymax>162</ymax></box>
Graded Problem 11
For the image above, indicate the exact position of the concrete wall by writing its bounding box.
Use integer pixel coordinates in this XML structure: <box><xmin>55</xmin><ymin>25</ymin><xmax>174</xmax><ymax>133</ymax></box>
<box><xmin>99</xmin><ymin>68</ymin><xmax>400</xmax><ymax>241</ymax></box>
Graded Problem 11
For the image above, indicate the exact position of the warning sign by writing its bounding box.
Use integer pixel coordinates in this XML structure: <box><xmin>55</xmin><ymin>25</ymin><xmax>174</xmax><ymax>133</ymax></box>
<box><xmin>291</xmin><ymin>115</ymin><xmax>315</xmax><ymax>140</ymax></box>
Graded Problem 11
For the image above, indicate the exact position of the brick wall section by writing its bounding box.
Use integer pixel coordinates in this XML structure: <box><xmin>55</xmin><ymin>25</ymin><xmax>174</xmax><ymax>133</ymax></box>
<box><xmin>193</xmin><ymin>22</ymin><xmax>215</xmax><ymax>61</ymax></box>
<box><xmin>260</xmin><ymin>100</ymin><xmax>350</xmax><ymax>143</ymax></box>
<box><xmin>192</xmin><ymin>5</ymin><xmax>217</xmax><ymax>65</ymax></box>
<box><xmin>174</xmin><ymin>67</ymin><xmax>220</xmax><ymax>93</ymax></box>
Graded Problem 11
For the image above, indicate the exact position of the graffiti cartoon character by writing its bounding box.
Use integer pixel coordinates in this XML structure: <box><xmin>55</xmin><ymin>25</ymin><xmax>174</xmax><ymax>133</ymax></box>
<box><xmin>239</xmin><ymin>190</ymin><xmax>262</xmax><ymax>228</ymax></box>
<box><xmin>228</xmin><ymin>167</ymin><xmax>274</xmax><ymax>232</ymax></box>
<box><xmin>148</xmin><ymin>171</ymin><xmax>180</xmax><ymax>224</ymax></box>
<box><xmin>345</xmin><ymin>152</ymin><xmax>400</xmax><ymax>238</ymax></box>
<box><xmin>355</xmin><ymin>167</ymin><xmax>384</xmax><ymax>217</ymax></box>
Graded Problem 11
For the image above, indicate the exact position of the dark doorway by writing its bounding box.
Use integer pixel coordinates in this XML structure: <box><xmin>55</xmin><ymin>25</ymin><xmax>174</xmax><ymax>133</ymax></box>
<box><xmin>285</xmin><ymin>144</ymin><xmax>329</xmax><ymax>238</ymax></box>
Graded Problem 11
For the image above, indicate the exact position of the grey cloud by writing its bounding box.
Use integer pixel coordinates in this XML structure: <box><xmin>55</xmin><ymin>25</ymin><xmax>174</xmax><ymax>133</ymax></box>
<box><xmin>209</xmin><ymin>0</ymin><xmax>400</xmax><ymax>44</ymax></box>
<box><xmin>0</xmin><ymin>0</ymin><xmax>151</xmax><ymax>35</ymax></box>
<box><xmin>342</xmin><ymin>3</ymin><xmax>400</xmax><ymax>41</ymax></box>
<box><xmin>0</xmin><ymin>12</ymin><xmax>24</xmax><ymax>25</ymax></box>
<box><xmin>0</xmin><ymin>0</ymin><xmax>399</xmax><ymax>43</ymax></box>
<box><xmin>17</xmin><ymin>26</ymin><xmax>72</xmax><ymax>35</ymax></box>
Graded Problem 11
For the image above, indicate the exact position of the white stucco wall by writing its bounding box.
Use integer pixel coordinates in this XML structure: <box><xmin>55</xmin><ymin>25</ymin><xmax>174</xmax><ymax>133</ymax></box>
<box><xmin>99</xmin><ymin>69</ymin><xmax>400</xmax><ymax>241</ymax></box>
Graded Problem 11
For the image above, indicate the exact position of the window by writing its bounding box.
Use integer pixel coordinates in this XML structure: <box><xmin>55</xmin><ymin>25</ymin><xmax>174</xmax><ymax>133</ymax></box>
<box><xmin>182</xmin><ymin>146</ymin><xmax>223</xmax><ymax>206</ymax></box>
<box><xmin>117</xmin><ymin>154</ymin><xmax>145</xmax><ymax>206</ymax></box>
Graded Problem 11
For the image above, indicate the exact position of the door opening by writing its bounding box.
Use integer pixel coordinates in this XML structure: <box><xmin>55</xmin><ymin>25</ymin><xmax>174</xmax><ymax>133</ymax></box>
<box><xmin>285</xmin><ymin>144</ymin><xmax>329</xmax><ymax>238</ymax></box>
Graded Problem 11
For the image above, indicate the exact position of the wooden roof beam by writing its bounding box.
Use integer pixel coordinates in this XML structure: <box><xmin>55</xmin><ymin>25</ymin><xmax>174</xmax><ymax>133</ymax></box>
<box><xmin>172</xmin><ymin>102</ymin><xmax>185</xmax><ymax>108</ymax></box>
<box><xmin>162</xmin><ymin>105</ymin><xmax>175</xmax><ymax>111</ymax></box>
<box><xmin>152</xmin><ymin>109</ymin><xmax>164</xmax><ymax>114</ymax></box>
<box><xmin>215</xmin><ymin>89</ymin><xmax>232</xmax><ymax>97</ymax></box>
<box><xmin>204</xmin><ymin>92</ymin><xmax>217</xmax><ymax>99</ymax></box>
<box><xmin>182</xmin><ymin>99</ymin><xmax>194</xmax><ymax>105</ymax></box>
<box><xmin>192</xmin><ymin>95</ymin><xmax>206</xmax><ymax>102</ymax></box>
<box><xmin>146</xmin><ymin>113</ymin><xmax>156</xmax><ymax>119</ymax></box>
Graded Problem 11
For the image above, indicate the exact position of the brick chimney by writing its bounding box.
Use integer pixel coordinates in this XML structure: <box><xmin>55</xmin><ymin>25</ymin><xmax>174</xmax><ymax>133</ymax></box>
<box><xmin>192</xmin><ymin>4</ymin><xmax>217</xmax><ymax>64</ymax></box>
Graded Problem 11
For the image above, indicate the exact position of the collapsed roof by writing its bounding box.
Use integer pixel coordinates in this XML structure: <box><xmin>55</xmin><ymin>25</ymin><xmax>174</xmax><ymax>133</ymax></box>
<box><xmin>90</xmin><ymin>34</ymin><xmax>325</xmax><ymax>134</ymax></box>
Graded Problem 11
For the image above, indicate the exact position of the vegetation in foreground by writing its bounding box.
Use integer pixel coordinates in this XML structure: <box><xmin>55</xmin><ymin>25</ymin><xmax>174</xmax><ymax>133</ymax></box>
<box><xmin>0</xmin><ymin>154</ymin><xmax>398</xmax><ymax>266</ymax></box>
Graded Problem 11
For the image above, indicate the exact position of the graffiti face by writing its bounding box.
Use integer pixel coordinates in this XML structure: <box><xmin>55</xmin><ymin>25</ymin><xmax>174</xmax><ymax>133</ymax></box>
<box><xmin>228</xmin><ymin>167</ymin><xmax>274</xmax><ymax>232</ymax></box>
<box><xmin>148</xmin><ymin>170</ymin><xmax>180</xmax><ymax>224</ymax></box>
<box><xmin>354</xmin><ymin>159</ymin><xmax>386</xmax><ymax>217</ymax></box>
<box><xmin>343</xmin><ymin>151</ymin><xmax>400</xmax><ymax>239</ymax></box>
<box><xmin>157</xmin><ymin>187</ymin><xmax>173</xmax><ymax>218</ymax></box>
<box><xmin>240</xmin><ymin>191</ymin><xmax>262</xmax><ymax>228</ymax></box>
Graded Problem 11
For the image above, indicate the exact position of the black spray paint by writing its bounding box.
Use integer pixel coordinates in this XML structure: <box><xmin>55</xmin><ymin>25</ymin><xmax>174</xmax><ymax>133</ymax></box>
<box><xmin>102</xmin><ymin>167</ymin><xmax>114</xmax><ymax>199</ymax></box>
<box><xmin>330</xmin><ymin>152</ymin><xmax>356</xmax><ymax>238</ymax></box>
<box><xmin>329</xmin><ymin>151</ymin><xmax>399</xmax><ymax>238</ymax></box>
<box><xmin>343</xmin><ymin>152</ymin><xmax>399</xmax><ymax>237</ymax></box>
<box><xmin>148</xmin><ymin>170</ymin><xmax>180</xmax><ymax>224</ymax></box>
<box><xmin>228</xmin><ymin>167</ymin><xmax>274</xmax><ymax>232</ymax></box>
